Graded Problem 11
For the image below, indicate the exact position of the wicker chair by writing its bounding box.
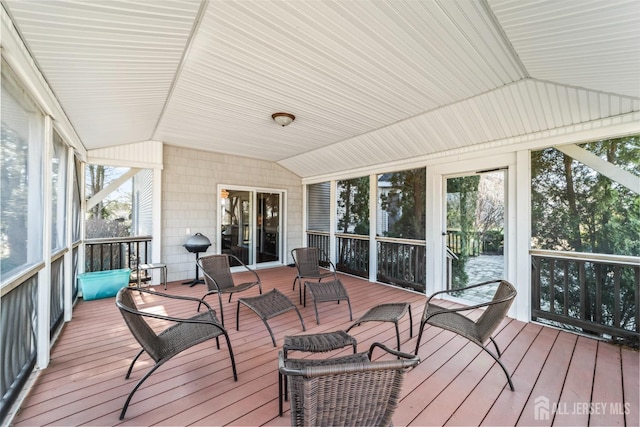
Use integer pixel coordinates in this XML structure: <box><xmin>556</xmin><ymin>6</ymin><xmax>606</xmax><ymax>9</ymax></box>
<box><xmin>414</xmin><ymin>279</ymin><xmax>517</xmax><ymax>390</ymax></box>
<box><xmin>291</xmin><ymin>247</ymin><xmax>337</xmax><ymax>304</ymax></box>
<box><xmin>279</xmin><ymin>342</ymin><xmax>419</xmax><ymax>426</ymax></box>
<box><xmin>115</xmin><ymin>287</ymin><xmax>238</xmax><ymax>419</ymax></box>
<box><xmin>197</xmin><ymin>254</ymin><xmax>262</xmax><ymax>326</ymax></box>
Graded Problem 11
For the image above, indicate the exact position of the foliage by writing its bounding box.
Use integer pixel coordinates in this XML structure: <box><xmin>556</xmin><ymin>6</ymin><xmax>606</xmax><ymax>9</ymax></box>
<box><xmin>379</xmin><ymin>168</ymin><xmax>425</xmax><ymax>239</ymax></box>
<box><xmin>531</xmin><ymin>135</ymin><xmax>639</xmax><ymax>344</ymax></box>
<box><xmin>85</xmin><ymin>165</ymin><xmax>132</xmax><ymax>238</ymax></box>
<box><xmin>0</xmin><ymin>125</ymin><xmax>29</xmax><ymax>275</ymax></box>
<box><xmin>336</xmin><ymin>176</ymin><xmax>369</xmax><ymax>235</ymax></box>
<box><xmin>531</xmin><ymin>135</ymin><xmax>639</xmax><ymax>256</ymax></box>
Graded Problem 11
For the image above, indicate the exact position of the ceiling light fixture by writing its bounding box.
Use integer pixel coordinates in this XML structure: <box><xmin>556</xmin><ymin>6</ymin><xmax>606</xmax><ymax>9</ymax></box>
<box><xmin>272</xmin><ymin>112</ymin><xmax>295</xmax><ymax>127</ymax></box>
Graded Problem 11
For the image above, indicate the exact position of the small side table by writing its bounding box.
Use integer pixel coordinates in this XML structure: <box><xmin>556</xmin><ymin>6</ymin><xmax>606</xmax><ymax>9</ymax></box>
<box><xmin>346</xmin><ymin>302</ymin><xmax>412</xmax><ymax>351</ymax></box>
<box><xmin>137</xmin><ymin>263</ymin><xmax>167</xmax><ymax>290</ymax></box>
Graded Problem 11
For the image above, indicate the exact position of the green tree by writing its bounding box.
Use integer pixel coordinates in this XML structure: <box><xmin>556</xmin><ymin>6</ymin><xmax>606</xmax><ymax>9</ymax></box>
<box><xmin>380</xmin><ymin>168</ymin><xmax>425</xmax><ymax>239</ymax></box>
<box><xmin>337</xmin><ymin>176</ymin><xmax>369</xmax><ymax>235</ymax></box>
<box><xmin>531</xmin><ymin>135</ymin><xmax>639</xmax><ymax>341</ymax></box>
<box><xmin>447</xmin><ymin>175</ymin><xmax>480</xmax><ymax>287</ymax></box>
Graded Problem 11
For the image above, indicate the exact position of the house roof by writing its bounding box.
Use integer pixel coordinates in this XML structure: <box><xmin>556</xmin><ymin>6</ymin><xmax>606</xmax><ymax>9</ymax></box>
<box><xmin>3</xmin><ymin>0</ymin><xmax>639</xmax><ymax>178</ymax></box>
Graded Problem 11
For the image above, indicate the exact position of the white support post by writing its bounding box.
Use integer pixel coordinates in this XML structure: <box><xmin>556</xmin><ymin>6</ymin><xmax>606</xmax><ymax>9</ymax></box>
<box><xmin>38</xmin><ymin>115</ymin><xmax>53</xmax><ymax>369</ymax></box>
<box><xmin>63</xmin><ymin>145</ymin><xmax>74</xmax><ymax>321</ymax></box>
<box><xmin>369</xmin><ymin>173</ymin><xmax>377</xmax><ymax>283</ymax></box>
<box><xmin>151</xmin><ymin>167</ymin><xmax>162</xmax><ymax>282</ymax></box>
<box><xmin>514</xmin><ymin>150</ymin><xmax>532</xmax><ymax>322</ymax></box>
<box><xmin>425</xmin><ymin>165</ymin><xmax>442</xmax><ymax>297</ymax></box>
<box><xmin>329</xmin><ymin>180</ymin><xmax>337</xmax><ymax>265</ymax></box>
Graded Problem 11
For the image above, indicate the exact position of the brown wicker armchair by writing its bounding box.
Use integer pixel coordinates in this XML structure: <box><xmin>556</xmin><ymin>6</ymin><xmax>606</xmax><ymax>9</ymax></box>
<box><xmin>279</xmin><ymin>342</ymin><xmax>419</xmax><ymax>426</ymax></box>
<box><xmin>197</xmin><ymin>254</ymin><xmax>262</xmax><ymax>326</ymax></box>
<box><xmin>291</xmin><ymin>247</ymin><xmax>337</xmax><ymax>304</ymax></box>
<box><xmin>414</xmin><ymin>279</ymin><xmax>517</xmax><ymax>390</ymax></box>
<box><xmin>116</xmin><ymin>287</ymin><xmax>238</xmax><ymax>419</ymax></box>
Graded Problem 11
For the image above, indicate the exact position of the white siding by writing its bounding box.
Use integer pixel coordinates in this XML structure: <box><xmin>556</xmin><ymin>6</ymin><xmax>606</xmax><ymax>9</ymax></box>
<box><xmin>161</xmin><ymin>145</ymin><xmax>302</xmax><ymax>282</ymax></box>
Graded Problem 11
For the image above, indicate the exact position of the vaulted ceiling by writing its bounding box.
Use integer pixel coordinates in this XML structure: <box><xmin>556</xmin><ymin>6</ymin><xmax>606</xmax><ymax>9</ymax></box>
<box><xmin>3</xmin><ymin>0</ymin><xmax>639</xmax><ymax>178</ymax></box>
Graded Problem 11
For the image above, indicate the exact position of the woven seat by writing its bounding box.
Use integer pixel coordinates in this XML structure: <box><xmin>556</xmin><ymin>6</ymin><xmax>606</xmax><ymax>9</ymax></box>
<box><xmin>197</xmin><ymin>254</ymin><xmax>262</xmax><ymax>327</ymax></box>
<box><xmin>279</xmin><ymin>331</ymin><xmax>358</xmax><ymax>416</ymax></box>
<box><xmin>236</xmin><ymin>289</ymin><xmax>305</xmax><ymax>346</ymax></box>
<box><xmin>346</xmin><ymin>302</ymin><xmax>413</xmax><ymax>351</ymax></box>
<box><xmin>115</xmin><ymin>287</ymin><xmax>237</xmax><ymax>420</ymax></box>
<box><xmin>283</xmin><ymin>330</ymin><xmax>357</xmax><ymax>357</ymax></box>
<box><xmin>279</xmin><ymin>342</ymin><xmax>420</xmax><ymax>426</ymax></box>
<box><xmin>414</xmin><ymin>279</ymin><xmax>517</xmax><ymax>391</ymax></box>
<box><xmin>304</xmin><ymin>279</ymin><xmax>352</xmax><ymax>324</ymax></box>
<box><xmin>291</xmin><ymin>247</ymin><xmax>337</xmax><ymax>304</ymax></box>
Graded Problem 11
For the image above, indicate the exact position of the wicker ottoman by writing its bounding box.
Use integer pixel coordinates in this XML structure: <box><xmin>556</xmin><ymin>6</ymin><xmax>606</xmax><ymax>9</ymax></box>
<box><xmin>236</xmin><ymin>289</ymin><xmax>305</xmax><ymax>347</ymax></box>
<box><xmin>304</xmin><ymin>279</ymin><xmax>352</xmax><ymax>324</ymax></box>
<box><xmin>279</xmin><ymin>330</ymin><xmax>358</xmax><ymax>416</ymax></box>
<box><xmin>346</xmin><ymin>302</ymin><xmax>413</xmax><ymax>351</ymax></box>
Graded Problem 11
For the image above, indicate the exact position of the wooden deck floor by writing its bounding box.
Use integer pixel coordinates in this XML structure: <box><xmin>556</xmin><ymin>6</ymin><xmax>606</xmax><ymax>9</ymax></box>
<box><xmin>11</xmin><ymin>267</ymin><xmax>639</xmax><ymax>426</ymax></box>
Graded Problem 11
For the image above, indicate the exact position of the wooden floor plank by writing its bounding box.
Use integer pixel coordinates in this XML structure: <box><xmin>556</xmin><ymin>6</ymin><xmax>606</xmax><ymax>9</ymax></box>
<box><xmin>478</xmin><ymin>322</ymin><xmax>545</xmax><ymax>426</ymax></box>
<box><xmin>9</xmin><ymin>266</ymin><xmax>638</xmax><ymax>427</ymax></box>
<box><xmin>443</xmin><ymin>319</ymin><xmax>527</xmax><ymax>426</ymax></box>
<box><xmin>516</xmin><ymin>330</ymin><xmax>578</xmax><ymax>426</ymax></box>
<box><xmin>621</xmin><ymin>346</ymin><xmax>640</xmax><ymax>427</ymax></box>
<box><xmin>590</xmin><ymin>342</ymin><xmax>625</xmax><ymax>426</ymax></box>
<box><xmin>552</xmin><ymin>335</ymin><xmax>598</xmax><ymax>426</ymax></box>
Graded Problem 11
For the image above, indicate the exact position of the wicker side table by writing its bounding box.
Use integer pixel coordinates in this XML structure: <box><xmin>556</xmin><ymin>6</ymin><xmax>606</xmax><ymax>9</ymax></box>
<box><xmin>279</xmin><ymin>330</ymin><xmax>358</xmax><ymax>416</ymax></box>
<box><xmin>236</xmin><ymin>289</ymin><xmax>305</xmax><ymax>347</ymax></box>
<box><xmin>346</xmin><ymin>302</ymin><xmax>413</xmax><ymax>351</ymax></box>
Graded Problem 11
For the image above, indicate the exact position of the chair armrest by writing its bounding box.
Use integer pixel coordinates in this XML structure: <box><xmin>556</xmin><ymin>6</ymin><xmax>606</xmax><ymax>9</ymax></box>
<box><xmin>426</xmin><ymin>279</ymin><xmax>502</xmax><ymax>303</ymax></box>
<box><xmin>120</xmin><ymin>288</ymin><xmax>221</xmax><ymax>326</ymax></box>
<box><xmin>424</xmin><ymin>280</ymin><xmax>516</xmax><ymax>322</ymax></box>
<box><xmin>137</xmin><ymin>287</ymin><xmax>216</xmax><ymax>311</ymax></box>
<box><xmin>367</xmin><ymin>342</ymin><xmax>420</xmax><ymax>365</ymax></box>
<box><xmin>319</xmin><ymin>249</ymin><xmax>337</xmax><ymax>273</ymax></box>
<box><xmin>229</xmin><ymin>254</ymin><xmax>261</xmax><ymax>282</ymax></box>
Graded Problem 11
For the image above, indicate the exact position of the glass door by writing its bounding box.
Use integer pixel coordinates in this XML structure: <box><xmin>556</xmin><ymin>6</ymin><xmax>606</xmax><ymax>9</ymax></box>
<box><xmin>220</xmin><ymin>189</ymin><xmax>252</xmax><ymax>265</ymax></box>
<box><xmin>220</xmin><ymin>188</ymin><xmax>282</xmax><ymax>266</ymax></box>
<box><xmin>257</xmin><ymin>192</ymin><xmax>280</xmax><ymax>263</ymax></box>
<box><xmin>445</xmin><ymin>170</ymin><xmax>505</xmax><ymax>300</ymax></box>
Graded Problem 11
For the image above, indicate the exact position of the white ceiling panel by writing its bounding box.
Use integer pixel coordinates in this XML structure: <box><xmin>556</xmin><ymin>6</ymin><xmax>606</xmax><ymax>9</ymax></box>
<box><xmin>490</xmin><ymin>0</ymin><xmax>640</xmax><ymax>98</ymax></box>
<box><xmin>4</xmin><ymin>0</ymin><xmax>202</xmax><ymax>147</ymax></box>
<box><xmin>3</xmin><ymin>0</ymin><xmax>639</xmax><ymax>178</ymax></box>
<box><xmin>279</xmin><ymin>80</ymin><xmax>640</xmax><ymax>177</ymax></box>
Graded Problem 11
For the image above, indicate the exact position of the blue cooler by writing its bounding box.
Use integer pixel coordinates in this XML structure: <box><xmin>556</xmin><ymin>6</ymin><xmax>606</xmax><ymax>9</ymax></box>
<box><xmin>78</xmin><ymin>268</ymin><xmax>131</xmax><ymax>300</ymax></box>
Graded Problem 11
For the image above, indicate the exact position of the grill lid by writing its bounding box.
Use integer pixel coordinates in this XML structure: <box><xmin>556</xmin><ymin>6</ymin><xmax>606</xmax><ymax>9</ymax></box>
<box><xmin>184</xmin><ymin>233</ymin><xmax>211</xmax><ymax>252</ymax></box>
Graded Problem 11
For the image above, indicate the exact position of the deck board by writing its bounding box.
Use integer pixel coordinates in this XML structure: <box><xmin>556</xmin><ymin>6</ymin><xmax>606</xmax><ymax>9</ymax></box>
<box><xmin>11</xmin><ymin>266</ymin><xmax>639</xmax><ymax>426</ymax></box>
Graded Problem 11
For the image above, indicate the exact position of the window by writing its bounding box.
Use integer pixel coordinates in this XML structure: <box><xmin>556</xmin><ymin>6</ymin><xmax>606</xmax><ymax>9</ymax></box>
<box><xmin>336</xmin><ymin>176</ymin><xmax>369</xmax><ymax>235</ymax></box>
<box><xmin>51</xmin><ymin>132</ymin><xmax>68</xmax><ymax>251</ymax></box>
<box><xmin>1</xmin><ymin>63</ymin><xmax>44</xmax><ymax>281</ymax></box>
<box><xmin>377</xmin><ymin>168</ymin><xmax>425</xmax><ymax>240</ymax></box>
<box><xmin>531</xmin><ymin>136</ymin><xmax>639</xmax><ymax>256</ymax></box>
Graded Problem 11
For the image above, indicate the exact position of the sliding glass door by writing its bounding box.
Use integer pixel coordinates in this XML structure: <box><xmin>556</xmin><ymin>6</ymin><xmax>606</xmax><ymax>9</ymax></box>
<box><xmin>220</xmin><ymin>188</ymin><xmax>282</xmax><ymax>266</ymax></box>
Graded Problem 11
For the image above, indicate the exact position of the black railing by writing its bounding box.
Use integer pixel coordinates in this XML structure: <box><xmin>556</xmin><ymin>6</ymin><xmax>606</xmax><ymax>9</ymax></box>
<box><xmin>377</xmin><ymin>238</ymin><xmax>426</xmax><ymax>292</ymax></box>
<box><xmin>1</xmin><ymin>273</ymin><xmax>38</xmax><ymax>423</ymax></box>
<box><xmin>306</xmin><ymin>231</ymin><xmax>330</xmax><ymax>259</ymax></box>
<box><xmin>50</xmin><ymin>253</ymin><xmax>65</xmax><ymax>338</ymax></box>
<box><xmin>84</xmin><ymin>236</ymin><xmax>152</xmax><ymax>279</ymax></box>
<box><xmin>531</xmin><ymin>250</ymin><xmax>639</xmax><ymax>348</ymax></box>
<box><xmin>307</xmin><ymin>232</ymin><xmax>428</xmax><ymax>292</ymax></box>
<box><xmin>336</xmin><ymin>233</ymin><xmax>369</xmax><ymax>279</ymax></box>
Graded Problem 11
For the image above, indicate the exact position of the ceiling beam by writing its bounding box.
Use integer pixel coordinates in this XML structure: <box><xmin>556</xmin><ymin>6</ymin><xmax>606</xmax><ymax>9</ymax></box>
<box><xmin>555</xmin><ymin>144</ymin><xmax>639</xmax><ymax>194</ymax></box>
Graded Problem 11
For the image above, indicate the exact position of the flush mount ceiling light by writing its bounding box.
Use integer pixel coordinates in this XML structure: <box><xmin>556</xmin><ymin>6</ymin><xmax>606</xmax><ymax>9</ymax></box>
<box><xmin>272</xmin><ymin>112</ymin><xmax>295</xmax><ymax>127</ymax></box>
